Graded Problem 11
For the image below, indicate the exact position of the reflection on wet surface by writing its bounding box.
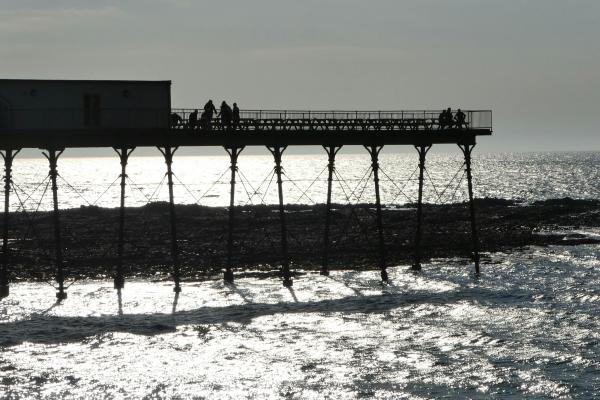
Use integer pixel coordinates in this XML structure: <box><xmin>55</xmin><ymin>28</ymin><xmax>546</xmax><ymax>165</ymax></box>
<box><xmin>1</xmin><ymin>244</ymin><xmax>599</xmax><ymax>399</ymax></box>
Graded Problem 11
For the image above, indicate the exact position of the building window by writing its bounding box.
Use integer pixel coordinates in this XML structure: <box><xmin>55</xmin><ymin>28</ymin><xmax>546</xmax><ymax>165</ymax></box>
<box><xmin>83</xmin><ymin>94</ymin><xmax>101</xmax><ymax>127</ymax></box>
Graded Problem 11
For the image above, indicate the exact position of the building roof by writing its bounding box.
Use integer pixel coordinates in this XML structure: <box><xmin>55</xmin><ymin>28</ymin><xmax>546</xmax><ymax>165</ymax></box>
<box><xmin>0</xmin><ymin>79</ymin><xmax>171</xmax><ymax>85</ymax></box>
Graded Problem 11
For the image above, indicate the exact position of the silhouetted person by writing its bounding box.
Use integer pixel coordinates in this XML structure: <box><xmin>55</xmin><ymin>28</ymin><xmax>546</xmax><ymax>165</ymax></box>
<box><xmin>170</xmin><ymin>112</ymin><xmax>183</xmax><ymax>128</ymax></box>
<box><xmin>445</xmin><ymin>108</ymin><xmax>453</xmax><ymax>129</ymax></box>
<box><xmin>220</xmin><ymin>101</ymin><xmax>232</xmax><ymax>129</ymax></box>
<box><xmin>438</xmin><ymin>110</ymin><xmax>446</xmax><ymax>130</ymax></box>
<box><xmin>188</xmin><ymin>109</ymin><xmax>198</xmax><ymax>129</ymax></box>
<box><xmin>232</xmin><ymin>103</ymin><xmax>240</xmax><ymax>130</ymax></box>
<box><xmin>201</xmin><ymin>100</ymin><xmax>218</xmax><ymax>129</ymax></box>
<box><xmin>454</xmin><ymin>109</ymin><xmax>466</xmax><ymax>128</ymax></box>
<box><xmin>438</xmin><ymin>108</ymin><xmax>452</xmax><ymax>129</ymax></box>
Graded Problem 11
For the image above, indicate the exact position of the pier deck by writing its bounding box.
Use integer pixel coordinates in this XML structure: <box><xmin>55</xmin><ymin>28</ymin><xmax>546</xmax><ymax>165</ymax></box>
<box><xmin>0</xmin><ymin>109</ymin><xmax>492</xmax><ymax>149</ymax></box>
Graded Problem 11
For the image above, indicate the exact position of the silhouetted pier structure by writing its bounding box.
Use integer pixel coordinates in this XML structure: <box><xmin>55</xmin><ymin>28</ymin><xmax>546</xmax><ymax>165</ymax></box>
<box><xmin>0</xmin><ymin>79</ymin><xmax>492</xmax><ymax>299</ymax></box>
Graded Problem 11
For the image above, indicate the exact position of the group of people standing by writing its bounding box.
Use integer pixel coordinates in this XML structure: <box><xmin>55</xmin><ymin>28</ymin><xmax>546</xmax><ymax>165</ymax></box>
<box><xmin>438</xmin><ymin>108</ymin><xmax>467</xmax><ymax>129</ymax></box>
<box><xmin>187</xmin><ymin>100</ymin><xmax>240</xmax><ymax>130</ymax></box>
<box><xmin>174</xmin><ymin>104</ymin><xmax>468</xmax><ymax>131</ymax></box>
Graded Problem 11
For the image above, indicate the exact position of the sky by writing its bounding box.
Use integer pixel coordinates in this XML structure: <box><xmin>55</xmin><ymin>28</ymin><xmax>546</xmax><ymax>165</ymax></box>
<box><xmin>1</xmin><ymin>0</ymin><xmax>599</xmax><ymax>154</ymax></box>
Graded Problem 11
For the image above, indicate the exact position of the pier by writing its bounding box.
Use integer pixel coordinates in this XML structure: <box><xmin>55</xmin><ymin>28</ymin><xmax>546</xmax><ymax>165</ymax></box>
<box><xmin>0</xmin><ymin>79</ymin><xmax>492</xmax><ymax>299</ymax></box>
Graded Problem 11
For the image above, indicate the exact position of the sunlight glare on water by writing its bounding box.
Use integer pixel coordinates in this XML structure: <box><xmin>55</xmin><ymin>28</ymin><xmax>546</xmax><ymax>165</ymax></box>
<box><xmin>1</xmin><ymin>243</ymin><xmax>599</xmax><ymax>399</ymax></box>
<box><xmin>8</xmin><ymin>151</ymin><xmax>600</xmax><ymax>211</ymax></box>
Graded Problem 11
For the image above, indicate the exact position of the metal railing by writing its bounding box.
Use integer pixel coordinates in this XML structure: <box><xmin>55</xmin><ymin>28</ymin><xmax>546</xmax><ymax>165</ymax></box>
<box><xmin>0</xmin><ymin>108</ymin><xmax>492</xmax><ymax>132</ymax></box>
<box><xmin>171</xmin><ymin>109</ymin><xmax>492</xmax><ymax>132</ymax></box>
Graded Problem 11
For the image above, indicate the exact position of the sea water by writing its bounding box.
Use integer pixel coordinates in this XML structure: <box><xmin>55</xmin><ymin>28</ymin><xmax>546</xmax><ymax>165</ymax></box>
<box><xmin>6</xmin><ymin>151</ymin><xmax>600</xmax><ymax>211</ymax></box>
<box><xmin>1</xmin><ymin>151</ymin><xmax>599</xmax><ymax>399</ymax></box>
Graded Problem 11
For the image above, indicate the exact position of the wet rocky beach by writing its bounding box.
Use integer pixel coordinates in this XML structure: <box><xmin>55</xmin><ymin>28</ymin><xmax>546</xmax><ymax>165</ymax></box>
<box><xmin>3</xmin><ymin>197</ymin><xmax>599</xmax><ymax>282</ymax></box>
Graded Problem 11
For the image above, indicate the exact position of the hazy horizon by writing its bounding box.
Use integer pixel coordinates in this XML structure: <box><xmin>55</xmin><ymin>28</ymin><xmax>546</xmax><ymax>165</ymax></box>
<box><xmin>13</xmin><ymin>147</ymin><xmax>600</xmax><ymax>160</ymax></box>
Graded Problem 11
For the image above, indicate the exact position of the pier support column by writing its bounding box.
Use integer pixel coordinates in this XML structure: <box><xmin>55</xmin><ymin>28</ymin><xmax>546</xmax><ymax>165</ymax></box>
<box><xmin>1</xmin><ymin>149</ymin><xmax>19</xmax><ymax>299</ymax></box>
<box><xmin>322</xmin><ymin>145</ymin><xmax>342</xmax><ymax>276</ymax></box>
<box><xmin>43</xmin><ymin>149</ymin><xmax>67</xmax><ymax>300</ymax></box>
<box><xmin>158</xmin><ymin>146</ymin><xmax>181</xmax><ymax>292</ymax></box>
<box><xmin>267</xmin><ymin>145</ymin><xmax>292</xmax><ymax>287</ymax></box>
<box><xmin>412</xmin><ymin>144</ymin><xmax>431</xmax><ymax>271</ymax></box>
<box><xmin>459</xmin><ymin>144</ymin><xmax>480</xmax><ymax>275</ymax></box>
<box><xmin>113</xmin><ymin>147</ymin><xmax>135</xmax><ymax>290</ymax></box>
<box><xmin>364</xmin><ymin>145</ymin><xmax>388</xmax><ymax>282</ymax></box>
<box><xmin>224</xmin><ymin>145</ymin><xmax>244</xmax><ymax>283</ymax></box>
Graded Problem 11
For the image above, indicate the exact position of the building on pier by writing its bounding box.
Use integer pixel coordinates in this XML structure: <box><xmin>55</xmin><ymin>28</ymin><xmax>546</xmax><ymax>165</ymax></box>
<box><xmin>0</xmin><ymin>79</ymin><xmax>170</xmax><ymax>131</ymax></box>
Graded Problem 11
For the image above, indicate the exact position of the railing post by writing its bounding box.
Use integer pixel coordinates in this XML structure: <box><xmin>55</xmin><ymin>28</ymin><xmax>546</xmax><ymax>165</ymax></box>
<box><xmin>0</xmin><ymin>149</ymin><xmax>19</xmax><ymax>299</ymax></box>
<box><xmin>459</xmin><ymin>144</ymin><xmax>481</xmax><ymax>275</ymax></box>
<box><xmin>412</xmin><ymin>144</ymin><xmax>431</xmax><ymax>271</ymax></box>
<box><xmin>224</xmin><ymin>145</ymin><xmax>244</xmax><ymax>283</ymax></box>
<box><xmin>365</xmin><ymin>145</ymin><xmax>388</xmax><ymax>282</ymax></box>
<box><xmin>158</xmin><ymin>146</ymin><xmax>182</xmax><ymax>292</ymax></box>
<box><xmin>113</xmin><ymin>147</ymin><xmax>134</xmax><ymax>290</ymax></box>
<box><xmin>43</xmin><ymin>148</ymin><xmax>67</xmax><ymax>300</ymax></box>
<box><xmin>322</xmin><ymin>145</ymin><xmax>342</xmax><ymax>276</ymax></box>
<box><xmin>267</xmin><ymin>145</ymin><xmax>292</xmax><ymax>287</ymax></box>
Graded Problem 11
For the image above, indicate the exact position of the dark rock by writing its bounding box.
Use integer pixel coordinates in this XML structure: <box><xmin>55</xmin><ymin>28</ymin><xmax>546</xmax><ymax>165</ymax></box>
<box><xmin>1</xmin><ymin>198</ymin><xmax>599</xmax><ymax>281</ymax></box>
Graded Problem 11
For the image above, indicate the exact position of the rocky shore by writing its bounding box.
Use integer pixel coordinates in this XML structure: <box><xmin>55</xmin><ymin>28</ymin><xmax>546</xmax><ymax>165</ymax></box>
<box><xmin>2</xmin><ymin>198</ymin><xmax>599</xmax><ymax>281</ymax></box>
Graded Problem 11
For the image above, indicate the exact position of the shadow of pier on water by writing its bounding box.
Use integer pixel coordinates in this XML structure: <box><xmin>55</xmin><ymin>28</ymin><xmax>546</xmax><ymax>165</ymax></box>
<box><xmin>0</xmin><ymin>284</ymin><xmax>535</xmax><ymax>348</ymax></box>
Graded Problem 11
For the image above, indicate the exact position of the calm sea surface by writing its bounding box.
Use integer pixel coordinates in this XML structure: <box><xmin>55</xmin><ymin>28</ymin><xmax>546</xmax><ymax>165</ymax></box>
<box><xmin>6</xmin><ymin>151</ymin><xmax>600</xmax><ymax>211</ymax></box>
<box><xmin>1</xmin><ymin>151</ymin><xmax>599</xmax><ymax>399</ymax></box>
